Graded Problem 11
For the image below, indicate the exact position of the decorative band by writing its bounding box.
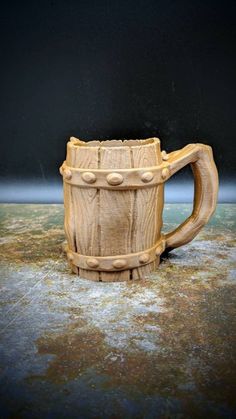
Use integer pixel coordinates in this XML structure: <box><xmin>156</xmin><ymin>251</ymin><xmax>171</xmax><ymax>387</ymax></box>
<box><xmin>59</xmin><ymin>161</ymin><xmax>171</xmax><ymax>189</ymax></box>
<box><xmin>65</xmin><ymin>239</ymin><xmax>165</xmax><ymax>271</ymax></box>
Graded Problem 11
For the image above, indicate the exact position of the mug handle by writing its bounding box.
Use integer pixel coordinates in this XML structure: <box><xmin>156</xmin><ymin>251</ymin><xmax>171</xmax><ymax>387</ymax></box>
<box><xmin>163</xmin><ymin>143</ymin><xmax>219</xmax><ymax>252</ymax></box>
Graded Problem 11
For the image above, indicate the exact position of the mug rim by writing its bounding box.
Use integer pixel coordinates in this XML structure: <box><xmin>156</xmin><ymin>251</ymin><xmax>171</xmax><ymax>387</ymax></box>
<box><xmin>68</xmin><ymin>137</ymin><xmax>160</xmax><ymax>149</ymax></box>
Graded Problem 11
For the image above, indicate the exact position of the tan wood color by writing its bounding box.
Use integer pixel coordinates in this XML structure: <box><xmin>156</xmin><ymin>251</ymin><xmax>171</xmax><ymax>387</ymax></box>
<box><xmin>60</xmin><ymin>137</ymin><xmax>218</xmax><ymax>281</ymax></box>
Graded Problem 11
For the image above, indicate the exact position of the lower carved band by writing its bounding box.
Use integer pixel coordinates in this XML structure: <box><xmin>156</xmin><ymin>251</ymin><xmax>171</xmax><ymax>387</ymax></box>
<box><xmin>66</xmin><ymin>239</ymin><xmax>165</xmax><ymax>272</ymax></box>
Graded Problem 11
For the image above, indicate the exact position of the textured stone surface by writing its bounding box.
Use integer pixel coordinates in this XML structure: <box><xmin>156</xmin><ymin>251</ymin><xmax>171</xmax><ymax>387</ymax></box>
<box><xmin>0</xmin><ymin>204</ymin><xmax>235</xmax><ymax>418</ymax></box>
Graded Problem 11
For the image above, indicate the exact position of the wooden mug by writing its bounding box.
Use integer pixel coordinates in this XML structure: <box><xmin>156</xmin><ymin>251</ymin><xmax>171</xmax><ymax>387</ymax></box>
<box><xmin>60</xmin><ymin>137</ymin><xmax>218</xmax><ymax>281</ymax></box>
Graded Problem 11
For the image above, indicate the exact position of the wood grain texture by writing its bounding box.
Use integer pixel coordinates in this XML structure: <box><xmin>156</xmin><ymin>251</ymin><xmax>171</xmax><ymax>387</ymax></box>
<box><xmin>130</xmin><ymin>141</ymin><xmax>162</xmax><ymax>280</ymax></box>
<box><xmin>99</xmin><ymin>142</ymin><xmax>133</xmax><ymax>281</ymax></box>
<box><xmin>64</xmin><ymin>142</ymin><xmax>78</xmax><ymax>274</ymax></box>
<box><xmin>71</xmin><ymin>143</ymin><xmax>100</xmax><ymax>281</ymax></box>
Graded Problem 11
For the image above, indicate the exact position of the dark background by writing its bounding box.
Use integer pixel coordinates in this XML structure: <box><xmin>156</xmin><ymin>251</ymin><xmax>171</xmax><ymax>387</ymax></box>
<box><xmin>0</xmin><ymin>0</ymin><xmax>235</xmax><ymax>202</ymax></box>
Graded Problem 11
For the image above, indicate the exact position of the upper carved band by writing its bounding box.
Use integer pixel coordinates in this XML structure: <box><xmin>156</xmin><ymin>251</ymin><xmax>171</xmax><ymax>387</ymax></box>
<box><xmin>59</xmin><ymin>162</ymin><xmax>171</xmax><ymax>189</ymax></box>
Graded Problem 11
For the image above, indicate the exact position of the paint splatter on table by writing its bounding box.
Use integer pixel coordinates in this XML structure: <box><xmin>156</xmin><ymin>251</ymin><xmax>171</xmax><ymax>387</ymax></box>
<box><xmin>0</xmin><ymin>204</ymin><xmax>235</xmax><ymax>418</ymax></box>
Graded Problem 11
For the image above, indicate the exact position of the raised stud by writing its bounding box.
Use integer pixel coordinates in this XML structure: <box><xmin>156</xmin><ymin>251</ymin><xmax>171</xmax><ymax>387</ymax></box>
<box><xmin>141</xmin><ymin>171</ymin><xmax>154</xmax><ymax>183</ymax></box>
<box><xmin>82</xmin><ymin>171</ymin><xmax>96</xmax><ymax>184</ymax></box>
<box><xmin>139</xmin><ymin>253</ymin><xmax>150</xmax><ymax>264</ymax></box>
<box><xmin>59</xmin><ymin>166</ymin><xmax>64</xmax><ymax>176</ymax></box>
<box><xmin>161</xmin><ymin>150</ymin><xmax>169</xmax><ymax>161</ymax></box>
<box><xmin>106</xmin><ymin>173</ymin><xmax>124</xmax><ymax>186</ymax></box>
<box><xmin>155</xmin><ymin>247</ymin><xmax>161</xmax><ymax>256</ymax></box>
<box><xmin>67</xmin><ymin>252</ymin><xmax>74</xmax><ymax>262</ymax></box>
<box><xmin>64</xmin><ymin>168</ymin><xmax>72</xmax><ymax>180</ymax></box>
<box><xmin>161</xmin><ymin>167</ymin><xmax>169</xmax><ymax>179</ymax></box>
<box><xmin>86</xmin><ymin>258</ymin><xmax>99</xmax><ymax>268</ymax></box>
<box><xmin>112</xmin><ymin>259</ymin><xmax>127</xmax><ymax>269</ymax></box>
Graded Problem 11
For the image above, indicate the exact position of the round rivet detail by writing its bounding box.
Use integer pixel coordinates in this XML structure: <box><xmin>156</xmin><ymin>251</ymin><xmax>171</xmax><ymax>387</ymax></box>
<box><xmin>161</xmin><ymin>167</ymin><xmax>169</xmax><ymax>179</ymax></box>
<box><xmin>141</xmin><ymin>171</ymin><xmax>154</xmax><ymax>183</ymax></box>
<box><xmin>113</xmin><ymin>259</ymin><xmax>127</xmax><ymax>269</ymax></box>
<box><xmin>86</xmin><ymin>258</ymin><xmax>99</xmax><ymax>268</ymax></box>
<box><xmin>106</xmin><ymin>173</ymin><xmax>124</xmax><ymax>186</ymax></box>
<box><xmin>161</xmin><ymin>150</ymin><xmax>169</xmax><ymax>161</ymax></box>
<box><xmin>82</xmin><ymin>171</ymin><xmax>96</xmax><ymax>184</ymax></box>
<box><xmin>155</xmin><ymin>248</ymin><xmax>161</xmax><ymax>256</ymax></box>
<box><xmin>67</xmin><ymin>252</ymin><xmax>74</xmax><ymax>262</ymax></box>
<box><xmin>64</xmin><ymin>169</ymin><xmax>72</xmax><ymax>180</ymax></box>
<box><xmin>139</xmin><ymin>253</ymin><xmax>150</xmax><ymax>264</ymax></box>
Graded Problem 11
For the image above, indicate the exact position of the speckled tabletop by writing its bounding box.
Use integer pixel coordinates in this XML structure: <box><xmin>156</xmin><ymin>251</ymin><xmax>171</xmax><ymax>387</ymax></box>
<box><xmin>0</xmin><ymin>204</ymin><xmax>235</xmax><ymax>419</ymax></box>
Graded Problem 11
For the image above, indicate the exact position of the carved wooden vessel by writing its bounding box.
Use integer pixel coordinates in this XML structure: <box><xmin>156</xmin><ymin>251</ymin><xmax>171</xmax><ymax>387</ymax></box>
<box><xmin>60</xmin><ymin>137</ymin><xmax>218</xmax><ymax>281</ymax></box>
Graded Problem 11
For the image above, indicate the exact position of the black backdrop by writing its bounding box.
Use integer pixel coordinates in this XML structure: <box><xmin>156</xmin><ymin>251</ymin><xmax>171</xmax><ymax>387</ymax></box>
<box><xmin>0</xmin><ymin>0</ymin><xmax>235</xmax><ymax>201</ymax></box>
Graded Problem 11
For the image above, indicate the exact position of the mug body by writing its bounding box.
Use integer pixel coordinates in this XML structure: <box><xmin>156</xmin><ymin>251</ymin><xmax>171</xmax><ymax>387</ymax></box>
<box><xmin>61</xmin><ymin>138</ymin><xmax>165</xmax><ymax>281</ymax></box>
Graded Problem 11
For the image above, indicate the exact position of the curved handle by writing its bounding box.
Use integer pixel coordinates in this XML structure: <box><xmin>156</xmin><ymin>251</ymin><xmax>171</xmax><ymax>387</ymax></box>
<box><xmin>164</xmin><ymin>143</ymin><xmax>219</xmax><ymax>252</ymax></box>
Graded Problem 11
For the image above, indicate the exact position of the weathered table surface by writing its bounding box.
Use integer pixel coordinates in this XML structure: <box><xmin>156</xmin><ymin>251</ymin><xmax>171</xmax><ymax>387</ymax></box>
<box><xmin>0</xmin><ymin>204</ymin><xmax>235</xmax><ymax>419</ymax></box>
